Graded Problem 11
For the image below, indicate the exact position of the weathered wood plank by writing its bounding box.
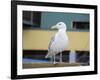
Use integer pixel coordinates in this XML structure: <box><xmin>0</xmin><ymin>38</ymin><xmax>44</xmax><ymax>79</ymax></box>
<box><xmin>23</xmin><ymin>62</ymin><xmax>81</xmax><ymax>69</ymax></box>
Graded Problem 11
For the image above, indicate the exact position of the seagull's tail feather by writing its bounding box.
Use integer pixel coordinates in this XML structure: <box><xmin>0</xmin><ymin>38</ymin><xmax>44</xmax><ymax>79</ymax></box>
<box><xmin>45</xmin><ymin>52</ymin><xmax>51</xmax><ymax>58</ymax></box>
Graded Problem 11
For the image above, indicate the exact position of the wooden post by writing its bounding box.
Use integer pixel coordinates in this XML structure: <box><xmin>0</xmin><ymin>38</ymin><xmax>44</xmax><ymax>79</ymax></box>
<box><xmin>69</xmin><ymin>50</ymin><xmax>76</xmax><ymax>63</ymax></box>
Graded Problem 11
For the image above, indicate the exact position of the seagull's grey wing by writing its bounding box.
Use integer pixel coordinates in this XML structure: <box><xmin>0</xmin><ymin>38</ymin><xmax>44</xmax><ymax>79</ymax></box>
<box><xmin>45</xmin><ymin>35</ymin><xmax>56</xmax><ymax>58</ymax></box>
<box><xmin>48</xmin><ymin>35</ymin><xmax>55</xmax><ymax>51</ymax></box>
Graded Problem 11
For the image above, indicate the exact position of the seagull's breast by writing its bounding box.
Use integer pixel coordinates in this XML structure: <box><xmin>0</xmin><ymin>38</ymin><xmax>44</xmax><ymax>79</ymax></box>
<box><xmin>51</xmin><ymin>30</ymin><xmax>68</xmax><ymax>53</ymax></box>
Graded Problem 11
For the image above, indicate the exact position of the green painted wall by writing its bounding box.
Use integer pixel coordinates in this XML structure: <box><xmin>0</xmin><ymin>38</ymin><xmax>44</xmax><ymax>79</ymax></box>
<box><xmin>40</xmin><ymin>12</ymin><xmax>89</xmax><ymax>31</ymax></box>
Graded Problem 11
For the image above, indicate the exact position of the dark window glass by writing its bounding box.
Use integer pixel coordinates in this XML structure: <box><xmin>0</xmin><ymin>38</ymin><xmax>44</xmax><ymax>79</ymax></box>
<box><xmin>73</xmin><ymin>22</ymin><xmax>89</xmax><ymax>30</ymax></box>
<box><xmin>23</xmin><ymin>11</ymin><xmax>41</xmax><ymax>29</ymax></box>
<box><xmin>76</xmin><ymin>51</ymin><xmax>89</xmax><ymax>66</ymax></box>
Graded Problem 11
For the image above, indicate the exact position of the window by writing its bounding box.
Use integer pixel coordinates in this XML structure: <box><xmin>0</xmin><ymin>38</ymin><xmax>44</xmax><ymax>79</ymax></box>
<box><xmin>76</xmin><ymin>51</ymin><xmax>89</xmax><ymax>65</ymax></box>
<box><xmin>23</xmin><ymin>11</ymin><xmax>41</xmax><ymax>29</ymax></box>
<box><xmin>73</xmin><ymin>22</ymin><xmax>89</xmax><ymax>30</ymax></box>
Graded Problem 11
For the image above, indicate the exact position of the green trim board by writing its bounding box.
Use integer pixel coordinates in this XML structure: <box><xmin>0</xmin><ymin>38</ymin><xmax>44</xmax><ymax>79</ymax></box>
<box><xmin>41</xmin><ymin>12</ymin><xmax>89</xmax><ymax>31</ymax></box>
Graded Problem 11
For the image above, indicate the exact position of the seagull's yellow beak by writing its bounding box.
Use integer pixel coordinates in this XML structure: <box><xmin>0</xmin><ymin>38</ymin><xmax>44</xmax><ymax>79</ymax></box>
<box><xmin>51</xmin><ymin>25</ymin><xmax>57</xmax><ymax>29</ymax></box>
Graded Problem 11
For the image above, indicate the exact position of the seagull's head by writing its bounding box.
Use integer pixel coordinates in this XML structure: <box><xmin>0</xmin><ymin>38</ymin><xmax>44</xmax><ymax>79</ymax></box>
<box><xmin>51</xmin><ymin>22</ymin><xmax>67</xmax><ymax>30</ymax></box>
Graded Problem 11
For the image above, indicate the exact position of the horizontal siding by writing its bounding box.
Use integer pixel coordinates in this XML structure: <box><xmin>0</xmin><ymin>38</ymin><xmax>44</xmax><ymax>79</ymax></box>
<box><xmin>23</xmin><ymin>30</ymin><xmax>89</xmax><ymax>51</ymax></box>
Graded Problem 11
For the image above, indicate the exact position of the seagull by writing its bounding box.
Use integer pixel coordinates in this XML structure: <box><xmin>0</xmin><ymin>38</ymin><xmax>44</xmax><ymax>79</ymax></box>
<box><xmin>45</xmin><ymin>22</ymin><xmax>68</xmax><ymax>64</ymax></box>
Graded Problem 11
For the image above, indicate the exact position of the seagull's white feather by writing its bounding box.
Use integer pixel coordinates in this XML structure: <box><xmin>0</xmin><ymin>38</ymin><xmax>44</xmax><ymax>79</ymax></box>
<box><xmin>45</xmin><ymin>22</ymin><xmax>68</xmax><ymax>58</ymax></box>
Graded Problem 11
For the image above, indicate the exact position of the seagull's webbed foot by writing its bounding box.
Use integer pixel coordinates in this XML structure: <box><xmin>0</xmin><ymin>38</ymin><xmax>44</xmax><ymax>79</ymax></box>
<box><xmin>50</xmin><ymin>54</ymin><xmax>58</xmax><ymax>64</ymax></box>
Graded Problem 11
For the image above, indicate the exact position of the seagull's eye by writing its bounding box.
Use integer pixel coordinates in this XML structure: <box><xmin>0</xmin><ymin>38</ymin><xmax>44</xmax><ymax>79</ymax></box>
<box><xmin>59</xmin><ymin>24</ymin><xmax>61</xmax><ymax>25</ymax></box>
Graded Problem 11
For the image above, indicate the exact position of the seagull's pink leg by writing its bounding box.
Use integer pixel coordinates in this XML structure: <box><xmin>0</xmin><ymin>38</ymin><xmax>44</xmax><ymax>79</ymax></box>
<box><xmin>60</xmin><ymin>52</ymin><xmax>62</xmax><ymax>63</ymax></box>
